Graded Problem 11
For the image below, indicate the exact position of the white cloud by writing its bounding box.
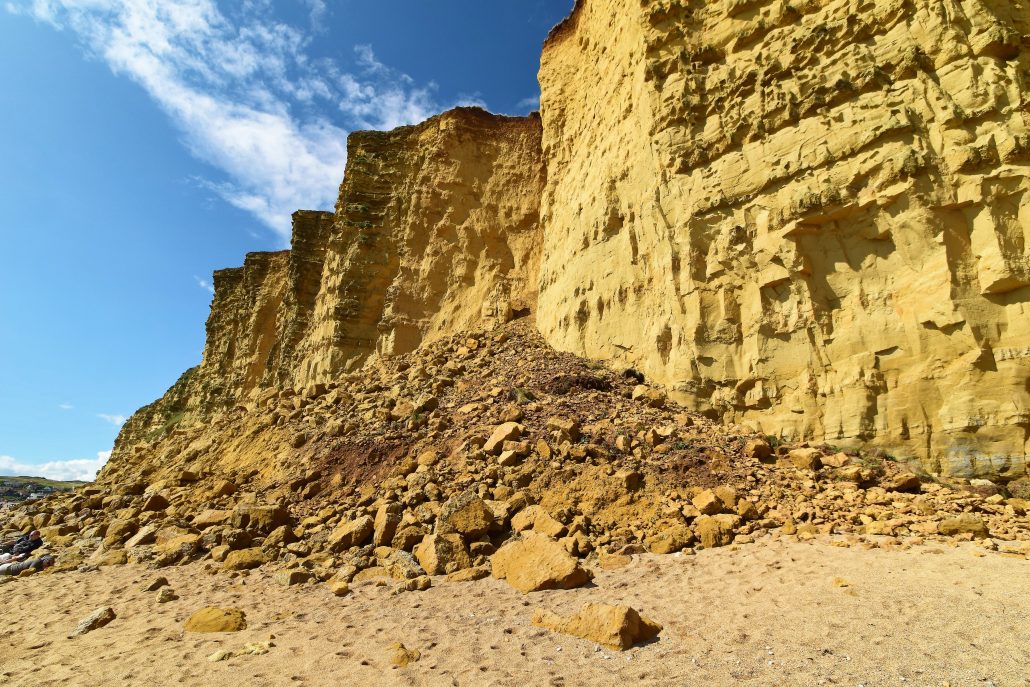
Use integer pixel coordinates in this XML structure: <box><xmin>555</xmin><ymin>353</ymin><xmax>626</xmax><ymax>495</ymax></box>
<box><xmin>58</xmin><ymin>402</ymin><xmax>74</xmax><ymax>410</ymax></box>
<box><xmin>97</xmin><ymin>413</ymin><xmax>127</xmax><ymax>426</ymax></box>
<box><xmin>8</xmin><ymin>0</ymin><xmax>456</xmax><ymax>242</ymax></box>
<box><xmin>193</xmin><ymin>274</ymin><xmax>215</xmax><ymax>294</ymax></box>
<box><xmin>0</xmin><ymin>451</ymin><xmax>110</xmax><ymax>482</ymax></box>
<box><xmin>299</xmin><ymin>0</ymin><xmax>327</xmax><ymax>29</ymax></box>
<box><xmin>516</xmin><ymin>95</ymin><xmax>541</xmax><ymax>112</ymax></box>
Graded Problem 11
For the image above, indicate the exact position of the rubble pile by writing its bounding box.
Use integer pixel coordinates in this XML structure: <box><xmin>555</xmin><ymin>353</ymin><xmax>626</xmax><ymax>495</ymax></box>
<box><xmin>4</xmin><ymin>320</ymin><xmax>1029</xmax><ymax>595</ymax></box>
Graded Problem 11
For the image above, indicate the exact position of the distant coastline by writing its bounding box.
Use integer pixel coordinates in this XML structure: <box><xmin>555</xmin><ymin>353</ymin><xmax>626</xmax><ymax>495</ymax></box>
<box><xmin>0</xmin><ymin>476</ymin><xmax>83</xmax><ymax>505</ymax></box>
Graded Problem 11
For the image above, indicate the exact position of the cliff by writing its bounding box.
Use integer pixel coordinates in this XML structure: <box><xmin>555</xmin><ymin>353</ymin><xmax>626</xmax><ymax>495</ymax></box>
<box><xmin>536</xmin><ymin>0</ymin><xmax>1030</xmax><ymax>480</ymax></box>
<box><xmin>109</xmin><ymin>0</ymin><xmax>1030</xmax><ymax>484</ymax></box>
<box><xmin>112</xmin><ymin>108</ymin><xmax>544</xmax><ymax>458</ymax></box>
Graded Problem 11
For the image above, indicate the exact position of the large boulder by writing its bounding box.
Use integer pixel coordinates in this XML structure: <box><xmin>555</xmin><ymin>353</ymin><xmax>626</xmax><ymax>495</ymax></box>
<box><xmin>484</xmin><ymin>422</ymin><xmax>524</xmax><ymax>455</ymax></box>
<box><xmin>154</xmin><ymin>530</ymin><xmax>202</xmax><ymax>558</ymax></box>
<box><xmin>124</xmin><ymin>524</ymin><xmax>158</xmax><ymax>548</ymax></box>
<box><xmin>532</xmin><ymin>604</ymin><xmax>662</xmax><ymax>650</ymax></box>
<box><xmin>222</xmin><ymin>547</ymin><xmax>268</xmax><ymax>571</ymax></box>
<box><xmin>938</xmin><ymin>514</ymin><xmax>989</xmax><ymax>538</ymax></box>
<box><xmin>789</xmin><ymin>448</ymin><xmax>823</xmax><ymax>471</ymax></box>
<box><xmin>691</xmin><ymin>490</ymin><xmax>722</xmax><ymax>516</ymax></box>
<box><xmin>414</xmin><ymin>534</ymin><xmax>471</xmax><ymax>575</ymax></box>
<box><xmin>491</xmin><ymin>536</ymin><xmax>591</xmax><ymax>593</ymax></box>
<box><xmin>437</xmin><ymin>491</ymin><xmax>495</xmax><ymax>538</ymax></box>
<box><xmin>193</xmin><ymin>509</ymin><xmax>232</xmax><ymax>530</ymax></box>
<box><xmin>184</xmin><ymin>607</ymin><xmax>247</xmax><ymax>633</ymax></box>
<box><xmin>328</xmin><ymin>515</ymin><xmax>374</xmax><ymax>552</ymax></box>
<box><xmin>886</xmin><ymin>472</ymin><xmax>922</xmax><ymax>492</ymax></box>
<box><xmin>103</xmin><ymin>518</ymin><xmax>138</xmax><ymax>547</ymax></box>
<box><xmin>375</xmin><ymin>549</ymin><xmax>425</xmax><ymax>580</ymax></box>
<box><xmin>142</xmin><ymin>493</ymin><xmax>169</xmax><ymax>512</ymax></box>
<box><xmin>693</xmin><ymin>514</ymin><xmax>741</xmax><ymax>549</ymax></box>
<box><xmin>373</xmin><ymin>504</ymin><xmax>402</xmax><ymax>547</ymax></box>
<box><xmin>647</xmin><ymin>524</ymin><xmax>695</xmax><ymax>554</ymax></box>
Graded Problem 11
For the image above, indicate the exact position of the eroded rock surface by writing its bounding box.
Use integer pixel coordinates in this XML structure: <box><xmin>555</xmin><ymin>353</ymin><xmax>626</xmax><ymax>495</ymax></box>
<box><xmin>536</xmin><ymin>0</ymin><xmax>1030</xmax><ymax>480</ymax></box>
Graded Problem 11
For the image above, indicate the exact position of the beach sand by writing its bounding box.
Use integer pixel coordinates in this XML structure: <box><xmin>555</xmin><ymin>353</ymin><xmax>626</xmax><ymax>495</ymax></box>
<box><xmin>1</xmin><ymin>536</ymin><xmax>1027</xmax><ymax>687</ymax></box>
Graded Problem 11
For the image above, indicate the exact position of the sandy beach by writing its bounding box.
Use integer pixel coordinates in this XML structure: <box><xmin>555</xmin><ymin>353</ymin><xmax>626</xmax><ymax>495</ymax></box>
<box><xmin>2</xmin><ymin>536</ymin><xmax>1027</xmax><ymax>687</ymax></box>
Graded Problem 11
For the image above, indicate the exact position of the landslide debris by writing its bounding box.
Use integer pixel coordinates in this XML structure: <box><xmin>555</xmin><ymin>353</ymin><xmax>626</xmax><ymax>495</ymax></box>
<box><xmin>3</xmin><ymin>320</ymin><xmax>1029</xmax><ymax>592</ymax></box>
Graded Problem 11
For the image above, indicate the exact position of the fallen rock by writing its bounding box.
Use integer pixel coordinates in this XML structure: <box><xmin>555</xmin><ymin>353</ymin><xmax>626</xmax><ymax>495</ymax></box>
<box><xmin>789</xmin><ymin>448</ymin><xmax>823</xmax><ymax>471</ymax></box>
<box><xmin>95</xmin><ymin>549</ymin><xmax>128</xmax><ymax>567</ymax></box>
<box><xmin>510</xmin><ymin>505</ymin><xmax>566</xmax><ymax>538</ymax></box>
<box><xmin>275</xmin><ymin>569</ymin><xmax>312</xmax><ymax>586</ymax></box>
<box><xmin>492</xmin><ymin>536</ymin><xmax>591</xmax><ymax>593</ymax></box>
<box><xmin>232</xmin><ymin>505</ymin><xmax>289</xmax><ymax>534</ymax></box>
<box><xmin>389</xmin><ymin>642</ymin><xmax>421</xmax><ymax>667</ymax></box>
<box><xmin>392</xmin><ymin>576</ymin><xmax>432</xmax><ymax>593</ymax></box>
<box><xmin>373</xmin><ymin>504</ymin><xmax>402</xmax><ymax>547</ymax></box>
<box><xmin>691</xmin><ymin>490</ymin><xmax>722</xmax><ymax>515</ymax></box>
<box><xmin>124</xmin><ymin>524</ymin><xmax>158</xmax><ymax>549</ymax></box>
<box><xmin>103</xmin><ymin>518</ymin><xmax>138</xmax><ymax>546</ymax></box>
<box><xmin>223</xmin><ymin>547</ymin><xmax>268</xmax><ymax>571</ymax></box>
<box><xmin>838</xmin><ymin>465</ymin><xmax>866</xmax><ymax>482</ymax></box>
<box><xmin>647</xmin><ymin>524</ymin><xmax>695</xmax><ymax>554</ymax></box>
<box><xmin>70</xmin><ymin>607</ymin><xmax>116</xmax><ymax>637</ymax></box>
<box><xmin>414</xmin><ymin>534</ymin><xmax>472</xmax><ymax>575</ymax></box>
<box><xmin>141</xmin><ymin>576</ymin><xmax>169</xmax><ymax>592</ymax></box>
<box><xmin>156</xmin><ymin>587</ymin><xmax>178</xmax><ymax>603</ymax></box>
<box><xmin>938</xmin><ymin>514</ymin><xmax>989</xmax><ymax>539</ymax></box>
<box><xmin>142</xmin><ymin>493</ymin><xmax>169</xmax><ymax>512</ymax></box>
<box><xmin>631</xmin><ymin>385</ymin><xmax>666</xmax><ymax>408</ymax></box>
<box><xmin>694</xmin><ymin>514</ymin><xmax>741</xmax><ymax>549</ymax></box>
<box><xmin>328</xmin><ymin>515</ymin><xmax>374</xmax><ymax>552</ymax></box>
<box><xmin>184</xmin><ymin>607</ymin><xmax>247</xmax><ymax>633</ymax></box>
<box><xmin>437</xmin><ymin>491</ymin><xmax>495</xmax><ymax>538</ymax></box>
<box><xmin>193</xmin><ymin>509</ymin><xmax>232</xmax><ymax>530</ymax></box>
<box><xmin>484</xmin><ymin>422</ymin><xmax>524</xmax><ymax>455</ymax></box>
<box><xmin>887</xmin><ymin>472</ymin><xmax>922</xmax><ymax>492</ymax></box>
<box><xmin>822</xmin><ymin>452</ymin><xmax>851</xmax><ymax>468</ymax></box>
<box><xmin>745</xmin><ymin>438</ymin><xmax>772</xmax><ymax>462</ymax></box>
<box><xmin>446</xmin><ymin>566</ymin><xmax>490</xmax><ymax>583</ymax></box>
<box><xmin>327</xmin><ymin>575</ymin><xmax>351</xmax><ymax>597</ymax></box>
<box><xmin>546</xmin><ymin>417</ymin><xmax>581</xmax><ymax>441</ymax></box>
<box><xmin>532</xmin><ymin>603</ymin><xmax>662</xmax><ymax>650</ymax></box>
<box><xmin>714</xmin><ymin>486</ymin><xmax>738</xmax><ymax>511</ymax></box>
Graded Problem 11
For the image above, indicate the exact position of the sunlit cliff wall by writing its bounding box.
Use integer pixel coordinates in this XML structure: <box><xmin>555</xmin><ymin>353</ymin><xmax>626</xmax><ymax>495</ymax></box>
<box><xmin>536</xmin><ymin>0</ymin><xmax>1030</xmax><ymax>479</ymax></box>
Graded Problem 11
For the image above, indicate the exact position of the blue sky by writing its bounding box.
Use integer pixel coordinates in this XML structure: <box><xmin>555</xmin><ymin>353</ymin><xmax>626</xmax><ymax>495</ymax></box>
<box><xmin>0</xmin><ymin>0</ymin><xmax>572</xmax><ymax>480</ymax></box>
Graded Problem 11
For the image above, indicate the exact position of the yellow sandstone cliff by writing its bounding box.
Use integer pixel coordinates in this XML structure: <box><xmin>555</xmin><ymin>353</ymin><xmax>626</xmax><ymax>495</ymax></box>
<box><xmin>537</xmin><ymin>0</ymin><xmax>1030</xmax><ymax>480</ymax></box>
<box><xmin>111</xmin><ymin>0</ymin><xmax>1030</xmax><ymax>483</ymax></box>
<box><xmin>115</xmin><ymin>108</ymin><xmax>544</xmax><ymax>451</ymax></box>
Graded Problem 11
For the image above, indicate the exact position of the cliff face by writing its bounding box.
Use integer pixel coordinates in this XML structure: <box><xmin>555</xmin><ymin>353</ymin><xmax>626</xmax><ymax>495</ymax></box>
<box><xmin>536</xmin><ymin>0</ymin><xmax>1030</xmax><ymax>480</ymax></box>
<box><xmin>111</xmin><ymin>108</ymin><xmax>544</xmax><ymax>459</ymax></box>
<box><xmin>294</xmin><ymin>109</ymin><xmax>544</xmax><ymax>384</ymax></box>
<box><xmin>110</xmin><ymin>1</ymin><xmax>1030</xmax><ymax>483</ymax></box>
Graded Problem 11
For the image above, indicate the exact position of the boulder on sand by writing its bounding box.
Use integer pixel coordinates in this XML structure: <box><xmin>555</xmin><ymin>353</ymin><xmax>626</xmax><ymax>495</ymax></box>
<box><xmin>491</xmin><ymin>535</ymin><xmax>591</xmax><ymax>593</ymax></box>
<box><xmin>532</xmin><ymin>603</ymin><xmax>662</xmax><ymax>650</ymax></box>
<box><xmin>184</xmin><ymin>607</ymin><xmax>247</xmax><ymax>633</ymax></box>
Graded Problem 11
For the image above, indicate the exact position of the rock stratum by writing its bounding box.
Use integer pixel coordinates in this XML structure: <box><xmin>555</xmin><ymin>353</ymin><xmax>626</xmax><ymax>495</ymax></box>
<box><xmin>117</xmin><ymin>0</ymin><xmax>1030</xmax><ymax>487</ymax></box>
